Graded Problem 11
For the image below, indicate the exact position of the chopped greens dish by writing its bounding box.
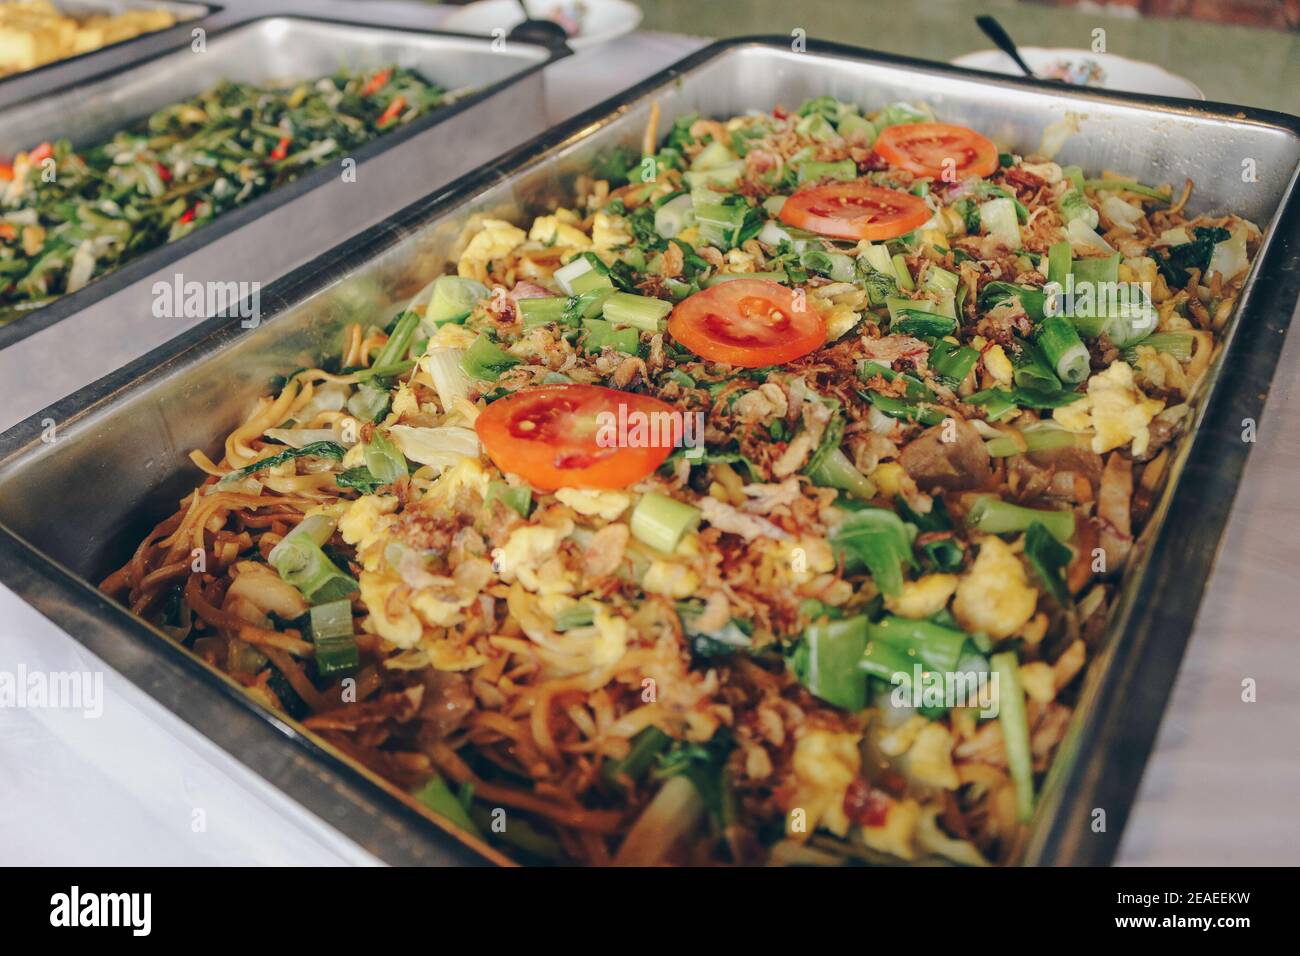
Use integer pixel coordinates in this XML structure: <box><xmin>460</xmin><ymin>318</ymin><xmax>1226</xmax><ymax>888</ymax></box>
<box><xmin>0</xmin><ymin>66</ymin><xmax>453</xmax><ymax>325</ymax></box>
<box><xmin>103</xmin><ymin>94</ymin><xmax>1256</xmax><ymax>866</ymax></box>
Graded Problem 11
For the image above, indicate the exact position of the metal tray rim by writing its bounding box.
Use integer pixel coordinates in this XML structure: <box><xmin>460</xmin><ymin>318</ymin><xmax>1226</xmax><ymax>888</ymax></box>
<box><xmin>0</xmin><ymin>12</ymin><xmax>564</xmax><ymax>353</ymax></box>
<box><xmin>2</xmin><ymin>34</ymin><xmax>1298</xmax><ymax>867</ymax></box>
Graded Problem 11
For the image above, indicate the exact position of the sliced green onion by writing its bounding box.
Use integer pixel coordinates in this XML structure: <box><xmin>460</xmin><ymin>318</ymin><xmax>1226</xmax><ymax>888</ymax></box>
<box><xmin>858</xmin><ymin>361</ymin><xmax>935</xmax><ymax>400</ymax></box>
<box><xmin>1057</xmin><ymin>188</ymin><xmax>1097</xmax><ymax>229</ymax></box>
<box><xmin>966</xmin><ymin>387</ymin><xmax>1018</xmax><ymax>422</ymax></box>
<box><xmin>693</xmin><ymin>200</ymin><xmax>750</xmax><ymax>249</ymax></box>
<box><xmin>582</xmin><ymin>318</ymin><xmax>639</xmax><ymax>355</ymax></box>
<box><xmin>630</xmin><ymin>492</ymin><xmax>701</xmax><ymax>553</ymax></box>
<box><xmin>310</xmin><ymin>599</ymin><xmax>359</xmax><ymax>678</ymax></box>
<box><xmin>986</xmin><ymin>423</ymin><xmax>1082</xmax><ymax>458</ymax></box>
<box><xmin>966</xmin><ymin>496</ymin><xmax>1074</xmax><ymax>543</ymax></box>
<box><xmin>930</xmin><ymin>339</ymin><xmax>980</xmax><ymax>386</ymax></box>
<box><xmin>1123</xmin><ymin>331</ymin><xmax>1194</xmax><ymax>363</ymax></box>
<box><xmin>518</xmin><ymin>296</ymin><xmax>568</xmax><ymax>327</ymax></box>
<box><xmin>864</xmin><ymin>390</ymin><xmax>946</xmax><ymax>427</ymax></box>
<box><xmin>603</xmin><ymin>727</ymin><xmax>673</xmax><ymax>789</ymax></box>
<box><xmin>375</xmin><ymin>309</ymin><xmax>421</xmax><ymax>369</ymax></box>
<box><xmin>425</xmin><ymin>276</ymin><xmax>487</xmax><ymax>326</ymax></box>
<box><xmin>683</xmin><ymin>161</ymin><xmax>744</xmax><ymax>190</ymax></box>
<box><xmin>485</xmin><ymin>480</ymin><xmax>532</xmax><ymax>518</ymax></box>
<box><xmin>797</xmin><ymin>159</ymin><xmax>857</xmax><ymax>184</ymax></box>
<box><xmin>836</xmin><ymin>112</ymin><xmax>876</xmax><ymax>144</ymax></box>
<box><xmin>1036</xmin><ymin>315</ymin><xmax>1090</xmax><ymax>385</ymax></box>
<box><xmin>858</xmin><ymin>635</ymin><xmax>916</xmax><ymax>685</ymax></box>
<box><xmin>460</xmin><ymin>333</ymin><xmax>520</xmax><ymax>381</ymax></box>
<box><xmin>1084</xmin><ymin>177</ymin><xmax>1171</xmax><ymax>203</ymax></box>
<box><xmin>704</xmin><ymin>270</ymin><xmax>787</xmax><ymax>286</ymax></box>
<box><xmin>413</xmin><ymin>775</ymin><xmax>482</xmax><ymax>838</ymax></box>
<box><xmin>990</xmin><ymin>651</ymin><xmax>1035</xmax><ymax>821</ymax></box>
<box><xmin>858</xmin><ymin>242</ymin><xmax>893</xmax><ymax>276</ymax></box>
<box><xmin>602</xmin><ymin>291</ymin><xmax>672</xmax><ymax>331</ymax></box>
<box><xmin>268</xmin><ymin>515</ymin><xmax>359</xmax><ymax>604</ymax></box>
<box><xmin>1101</xmin><ymin>293</ymin><xmax>1158</xmax><ymax>348</ymax></box>
<box><xmin>555</xmin><ymin>255</ymin><xmax>611</xmax><ymax>295</ymax></box>
<box><xmin>807</xmin><ymin>446</ymin><xmax>876</xmax><ymax>500</ymax></box>
<box><xmin>552</xmin><ymin>602</ymin><xmax>595</xmax><ymax>632</ymax></box>
<box><xmin>892</xmin><ymin>253</ymin><xmax>915</xmax><ymax>291</ymax></box>
<box><xmin>830</xmin><ymin>507</ymin><xmax>916</xmax><ymax>598</ymax></box>
<box><xmin>654</xmin><ymin>193</ymin><xmax>694</xmax><ymax>239</ymax></box>
<box><xmin>978</xmin><ymin>197</ymin><xmax>1020</xmax><ymax>247</ymax></box>
<box><xmin>690</xmin><ymin>139</ymin><xmax>736</xmax><ymax>171</ymax></box>
<box><xmin>797</xmin><ymin>615</ymin><xmax>869</xmax><ymax>711</ymax></box>
<box><xmin>1023</xmin><ymin>521</ymin><xmax>1073</xmax><ymax>605</ymax></box>
<box><xmin>864</xmin><ymin>614</ymin><xmax>967</xmax><ymax>674</ymax></box>
<box><xmin>363</xmin><ymin>429</ymin><xmax>407</xmax><ymax>485</ymax></box>
<box><xmin>1011</xmin><ymin>338</ymin><xmax>1063</xmax><ymax>393</ymax></box>
<box><xmin>922</xmin><ymin>265</ymin><xmax>959</xmax><ymax>318</ymax></box>
<box><xmin>893</xmin><ymin>311</ymin><xmax>956</xmax><ymax>338</ymax></box>
<box><xmin>1046</xmin><ymin>240</ymin><xmax>1072</xmax><ymax>288</ymax></box>
<box><xmin>1069</xmin><ymin>251</ymin><xmax>1120</xmax><ymax>287</ymax></box>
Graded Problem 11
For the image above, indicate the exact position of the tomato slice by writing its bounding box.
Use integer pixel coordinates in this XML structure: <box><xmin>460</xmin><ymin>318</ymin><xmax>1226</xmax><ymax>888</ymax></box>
<box><xmin>475</xmin><ymin>384</ymin><xmax>678</xmax><ymax>491</ymax></box>
<box><xmin>779</xmin><ymin>181</ymin><xmax>931</xmax><ymax>241</ymax></box>
<box><xmin>872</xmin><ymin>122</ymin><xmax>999</xmax><ymax>181</ymax></box>
<box><xmin>668</xmin><ymin>278</ymin><xmax>826</xmax><ymax>368</ymax></box>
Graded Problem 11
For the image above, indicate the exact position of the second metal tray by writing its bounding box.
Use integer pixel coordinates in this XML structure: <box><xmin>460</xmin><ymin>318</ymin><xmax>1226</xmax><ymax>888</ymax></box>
<box><xmin>0</xmin><ymin>13</ymin><xmax>559</xmax><ymax>352</ymax></box>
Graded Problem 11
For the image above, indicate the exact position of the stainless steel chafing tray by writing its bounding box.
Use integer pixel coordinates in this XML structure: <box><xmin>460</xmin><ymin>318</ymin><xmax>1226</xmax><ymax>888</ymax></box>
<box><xmin>0</xmin><ymin>37</ymin><xmax>1296</xmax><ymax>866</ymax></box>
<box><xmin>0</xmin><ymin>1</ymin><xmax>218</xmax><ymax>91</ymax></box>
<box><xmin>0</xmin><ymin>14</ymin><xmax>560</xmax><ymax>354</ymax></box>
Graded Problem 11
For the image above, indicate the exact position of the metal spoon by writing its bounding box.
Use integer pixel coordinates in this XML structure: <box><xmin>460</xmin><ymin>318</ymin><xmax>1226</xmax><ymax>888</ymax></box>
<box><xmin>507</xmin><ymin>0</ymin><xmax>570</xmax><ymax>49</ymax></box>
<box><xmin>975</xmin><ymin>15</ymin><xmax>1037</xmax><ymax>79</ymax></box>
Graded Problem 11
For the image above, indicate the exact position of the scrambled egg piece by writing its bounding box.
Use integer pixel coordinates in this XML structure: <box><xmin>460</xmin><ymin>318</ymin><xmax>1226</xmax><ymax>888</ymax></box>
<box><xmin>339</xmin><ymin>494</ymin><xmax>399</xmax><ymax>565</ymax></box>
<box><xmin>424</xmin><ymin>638</ymin><xmax>489</xmax><ymax>671</ymax></box>
<box><xmin>870</xmin><ymin>461</ymin><xmax>907</xmax><ymax>498</ymax></box>
<box><xmin>982</xmin><ymin>344</ymin><xmax>1013</xmax><ymax>386</ymax></box>
<box><xmin>858</xmin><ymin>797</ymin><xmax>922</xmax><ymax>860</ymax></box>
<box><xmin>498</xmin><ymin>520</ymin><xmax>575</xmax><ymax>594</ymax></box>
<box><xmin>885</xmin><ymin>573</ymin><xmax>958</xmax><ymax>619</ymax></box>
<box><xmin>591</xmin><ymin>606</ymin><xmax>629</xmax><ymax>668</ymax></box>
<box><xmin>591</xmin><ymin>211</ymin><xmax>632</xmax><ymax>252</ymax></box>
<box><xmin>528</xmin><ymin>214</ymin><xmax>591</xmax><ymax>250</ymax></box>
<box><xmin>877</xmin><ymin>714</ymin><xmax>928</xmax><ymax>758</ymax></box>
<box><xmin>903</xmin><ymin>723</ymin><xmax>960</xmax><ymax>789</ymax></box>
<box><xmin>1053</xmin><ymin>361</ymin><xmax>1164</xmax><ymax>455</ymax></box>
<box><xmin>1133</xmin><ymin>346</ymin><xmax>1188</xmax><ymax>397</ymax></box>
<box><xmin>390</xmin><ymin>381</ymin><xmax>420</xmax><ymax>418</ymax></box>
<box><xmin>359</xmin><ymin>570</ymin><xmax>423</xmax><ymax>648</ymax></box>
<box><xmin>423</xmin><ymin>458</ymin><xmax>490</xmax><ymax>511</ymax></box>
<box><xmin>457</xmin><ymin>219</ymin><xmax>525</xmax><ymax>280</ymax></box>
<box><xmin>642</xmin><ymin>559</ymin><xmax>700</xmax><ymax>599</ymax></box>
<box><xmin>764</xmin><ymin>534</ymin><xmax>835</xmax><ymax>585</ymax></box>
<box><xmin>789</xmin><ymin>729</ymin><xmax>861</xmax><ymax>839</ymax></box>
<box><xmin>953</xmin><ymin>536</ymin><xmax>1038</xmax><ymax>639</ymax></box>
<box><xmin>555</xmin><ymin>487</ymin><xmax>630</xmax><ymax>521</ymax></box>
<box><xmin>1018</xmin><ymin>661</ymin><xmax>1057</xmax><ymax>705</ymax></box>
<box><xmin>410</xmin><ymin>590</ymin><xmax>472</xmax><ymax>629</ymax></box>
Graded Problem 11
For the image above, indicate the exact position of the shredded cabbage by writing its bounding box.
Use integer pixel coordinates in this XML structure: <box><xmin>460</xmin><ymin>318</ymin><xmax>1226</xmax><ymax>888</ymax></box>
<box><xmin>388</xmin><ymin>424</ymin><xmax>479</xmax><ymax>472</ymax></box>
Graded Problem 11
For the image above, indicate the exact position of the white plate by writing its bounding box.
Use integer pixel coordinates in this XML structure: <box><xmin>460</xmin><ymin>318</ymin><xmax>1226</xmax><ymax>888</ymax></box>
<box><xmin>951</xmin><ymin>47</ymin><xmax>1204</xmax><ymax>100</ymax></box>
<box><xmin>440</xmin><ymin>0</ymin><xmax>642</xmax><ymax>50</ymax></box>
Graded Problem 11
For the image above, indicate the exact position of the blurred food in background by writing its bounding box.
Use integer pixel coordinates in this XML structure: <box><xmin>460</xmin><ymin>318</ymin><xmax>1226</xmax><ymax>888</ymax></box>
<box><xmin>0</xmin><ymin>0</ymin><xmax>176</xmax><ymax>77</ymax></box>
